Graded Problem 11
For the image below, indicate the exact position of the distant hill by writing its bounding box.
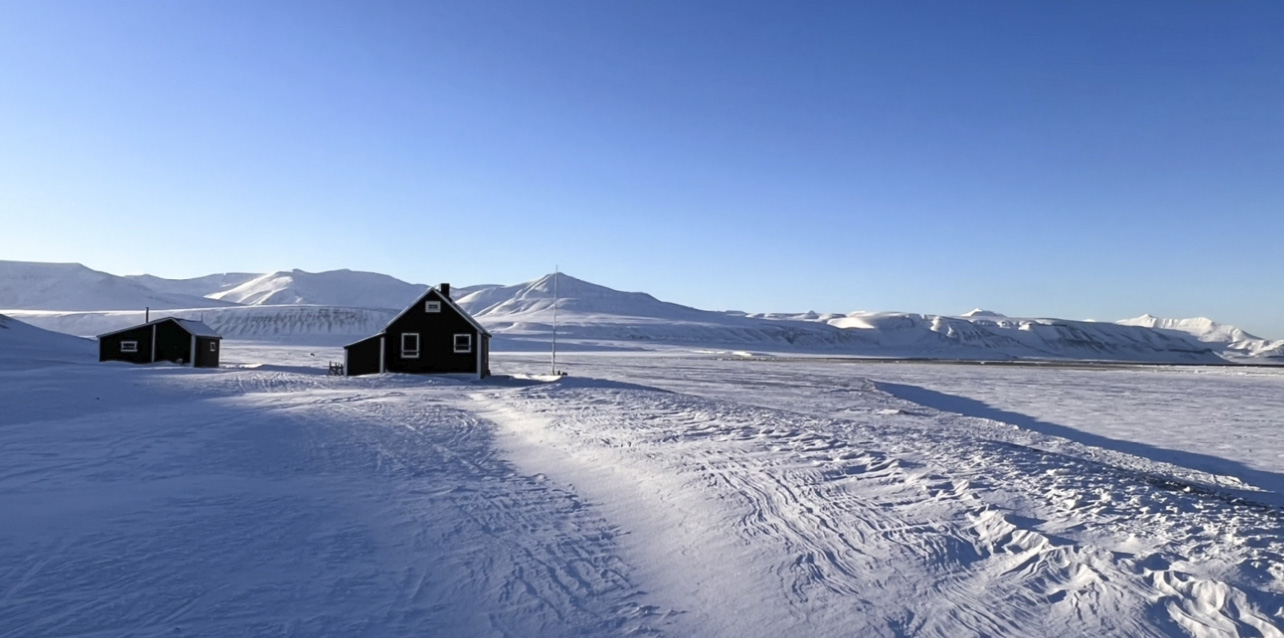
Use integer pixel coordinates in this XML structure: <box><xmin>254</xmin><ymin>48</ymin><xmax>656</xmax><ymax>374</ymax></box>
<box><xmin>1</xmin><ymin>261</ymin><xmax>1275</xmax><ymax>363</ymax></box>
<box><xmin>452</xmin><ymin>273</ymin><xmax>1224</xmax><ymax>364</ymax></box>
<box><xmin>125</xmin><ymin>272</ymin><xmax>260</xmax><ymax>298</ymax></box>
<box><xmin>0</xmin><ymin>260</ymin><xmax>239</xmax><ymax>311</ymax></box>
<box><xmin>207</xmin><ymin>269</ymin><xmax>429</xmax><ymax>309</ymax></box>
<box><xmin>1118</xmin><ymin>314</ymin><xmax>1284</xmax><ymax>359</ymax></box>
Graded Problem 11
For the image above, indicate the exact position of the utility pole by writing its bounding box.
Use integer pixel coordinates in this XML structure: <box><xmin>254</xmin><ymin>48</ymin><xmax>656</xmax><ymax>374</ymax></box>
<box><xmin>551</xmin><ymin>266</ymin><xmax>558</xmax><ymax>375</ymax></box>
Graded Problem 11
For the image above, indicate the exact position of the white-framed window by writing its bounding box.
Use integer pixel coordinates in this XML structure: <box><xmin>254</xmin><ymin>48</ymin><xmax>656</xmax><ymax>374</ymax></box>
<box><xmin>453</xmin><ymin>333</ymin><xmax>472</xmax><ymax>353</ymax></box>
<box><xmin>121</xmin><ymin>340</ymin><xmax>138</xmax><ymax>353</ymax></box>
<box><xmin>209</xmin><ymin>342</ymin><xmax>218</xmax><ymax>352</ymax></box>
<box><xmin>425</xmin><ymin>301</ymin><xmax>441</xmax><ymax>313</ymax></box>
<box><xmin>401</xmin><ymin>333</ymin><xmax>420</xmax><ymax>358</ymax></box>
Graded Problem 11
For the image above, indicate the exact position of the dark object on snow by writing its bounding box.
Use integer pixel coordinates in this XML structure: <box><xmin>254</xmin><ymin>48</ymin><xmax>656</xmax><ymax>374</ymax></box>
<box><xmin>98</xmin><ymin>317</ymin><xmax>222</xmax><ymax>367</ymax></box>
<box><xmin>344</xmin><ymin>283</ymin><xmax>490</xmax><ymax>378</ymax></box>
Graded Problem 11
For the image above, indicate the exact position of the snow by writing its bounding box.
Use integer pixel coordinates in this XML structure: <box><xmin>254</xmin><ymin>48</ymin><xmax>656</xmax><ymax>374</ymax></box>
<box><xmin>4</xmin><ymin>346</ymin><xmax>1284</xmax><ymax>636</ymax></box>
<box><xmin>208</xmin><ymin>269</ymin><xmax>430</xmax><ymax>308</ymax></box>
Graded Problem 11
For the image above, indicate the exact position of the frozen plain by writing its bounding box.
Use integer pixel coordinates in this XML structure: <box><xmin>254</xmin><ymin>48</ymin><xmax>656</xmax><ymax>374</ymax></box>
<box><xmin>3</xmin><ymin>344</ymin><xmax>1284</xmax><ymax>637</ymax></box>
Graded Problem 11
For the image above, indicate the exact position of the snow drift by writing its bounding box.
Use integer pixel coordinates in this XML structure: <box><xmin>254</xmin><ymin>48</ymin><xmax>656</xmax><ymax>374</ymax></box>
<box><xmin>0</xmin><ymin>313</ymin><xmax>94</xmax><ymax>366</ymax></box>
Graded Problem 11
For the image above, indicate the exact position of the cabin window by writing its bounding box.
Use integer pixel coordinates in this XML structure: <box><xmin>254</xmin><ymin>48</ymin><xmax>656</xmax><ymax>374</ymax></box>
<box><xmin>454</xmin><ymin>333</ymin><xmax>472</xmax><ymax>353</ymax></box>
<box><xmin>425</xmin><ymin>301</ymin><xmax>441</xmax><ymax>313</ymax></box>
<box><xmin>401</xmin><ymin>333</ymin><xmax>420</xmax><ymax>358</ymax></box>
<box><xmin>209</xmin><ymin>342</ymin><xmax>217</xmax><ymax>352</ymax></box>
<box><xmin>121</xmin><ymin>340</ymin><xmax>138</xmax><ymax>353</ymax></box>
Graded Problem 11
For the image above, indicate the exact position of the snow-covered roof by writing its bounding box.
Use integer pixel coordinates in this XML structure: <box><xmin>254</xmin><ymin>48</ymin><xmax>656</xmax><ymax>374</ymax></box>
<box><xmin>173</xmin><ymin>319</ymin><xmax>220</xmax><ymax>338</ymax></box>
<box><xmin>96</xmin><ymin>317</ymin><xmax>222</xmax><ymax>339</ymax></box>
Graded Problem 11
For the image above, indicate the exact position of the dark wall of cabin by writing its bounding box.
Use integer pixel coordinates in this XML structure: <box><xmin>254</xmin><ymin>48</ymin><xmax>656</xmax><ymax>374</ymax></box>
<box><xmin>194</xmin><ymin>337</ymin><xmax>221</xmax><ymax>368</ymax></box>
<box><xmin>154</xmin><ymin>320</ymin><xmax>194</xmax><ymax>364</ymax></box>
<box><xmin>345</xmin><ymin>335</ymin><xmax>383</xmax><ymax>376</ymax></box>
<box><xmin>99</xmin><ymin>324</ymin><xmax>155</xmax><ymax>364</ymax></box>
<box><xmin>384</xmin><ymin>290</ymin><xmax>484</xmax><ymax>375</ymax></box>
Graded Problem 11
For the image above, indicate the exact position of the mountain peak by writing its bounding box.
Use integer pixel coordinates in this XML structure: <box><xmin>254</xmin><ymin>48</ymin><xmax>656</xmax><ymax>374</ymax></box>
<box><xmin>963</xmin><ymin>308</ymin><xmax>1005</xmax><ymax>318</ymax></box>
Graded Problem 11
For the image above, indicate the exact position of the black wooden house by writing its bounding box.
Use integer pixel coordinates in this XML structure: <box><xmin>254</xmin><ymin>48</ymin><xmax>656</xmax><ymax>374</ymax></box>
<box><xmin>98</xmin><ymin>317</ymin><xmax>222</xmax><ymax>367</ymax></box>
<box><xmin>344</xmin><ymin>283</ymin><xmax>490</xmax><ymax>378</ymax></box>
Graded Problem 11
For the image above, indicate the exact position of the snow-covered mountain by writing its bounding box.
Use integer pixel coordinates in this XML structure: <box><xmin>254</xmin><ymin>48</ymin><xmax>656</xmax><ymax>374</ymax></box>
<box><xmin>458</xmin><ymin>273</ymin><xmax>721</xmax><ymax>322</ymax></box>
<box><xmin>0</xmin><ymin>313</ymin><xmax>94</xmax><ymax>366</ymax></box>
<box><xmin>0</xmin><ymin>260</ymin><xmax>240</xmax><ymax>311</ymax></box>
<box><xmin>206</xmin><ymin>269</ymin><xmax>429</xmax><ymax>308</ymax></box>
<box><xmin>454</xmin><ymin>273</ymin><xmax>1223</xmax><ymax>363</ymax></box>
<box><xmin>2</xmin><ymin>261</ymin><xmax>1274</xmax><ymax>363</ymax></box>
<box><xmin>1118</xmin><ymin>314</ymin><xmax>1284</xmax><ymax>359</ymax></box>
<box><xmin>125</xmin><ymin>272</ymin><xmax>260</xmax><ymax>298</ymax></box>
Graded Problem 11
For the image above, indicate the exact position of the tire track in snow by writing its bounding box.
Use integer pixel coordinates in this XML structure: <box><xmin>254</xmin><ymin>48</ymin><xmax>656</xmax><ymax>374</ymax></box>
<box><xmin>465</xmin><ymin>379</ymin><xmax>1284</xmax><ymax>637</ymax></box>
<box><xmin>285</xmin><ymin>387</ymin><xmax>676</xmax><ymax>637</ymax></box>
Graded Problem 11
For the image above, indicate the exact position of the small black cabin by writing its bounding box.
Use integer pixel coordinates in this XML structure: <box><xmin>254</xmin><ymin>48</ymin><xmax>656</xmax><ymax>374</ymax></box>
<box><xmin>98</xmin><ymin>317</ymin><xmax>222</xmax><ymax>367</ymax></box>
<box><xmin>345</xmin><ymin>283</ymin><xmax>490</xmax><ymax>378</ymax></box>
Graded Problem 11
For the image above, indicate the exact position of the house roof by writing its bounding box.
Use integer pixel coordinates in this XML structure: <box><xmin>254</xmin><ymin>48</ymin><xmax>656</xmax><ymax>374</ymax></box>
<box><xmin>344</xmin><ymin>286</ymin><xmax>491</xmax><ymax>349</ymax></box>
<box><xmin>97</xmin><ymin>316</ymin><xmax>222</xmax><ymax>339</ymax></box>
<box><xmin>384</xmin><ymin>287</ymin><xmax>491</xmax><ymax>337</ymax></box>
<box><xmin>344</xmin><ymin>333</ymin><xmax>383</xmax><ymax>349</ymax></box>
<box><xmin>173</xmin><ymin>319</ymin><xmax>220</xmax><ymax>338</ymax></box>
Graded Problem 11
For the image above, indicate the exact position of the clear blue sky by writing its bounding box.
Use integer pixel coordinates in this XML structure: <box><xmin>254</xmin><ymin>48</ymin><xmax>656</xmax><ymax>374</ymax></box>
<box><xmin>2</xmin><ymin>1</ymin><xmax>1282</xmax><ymax>338</ymax></box>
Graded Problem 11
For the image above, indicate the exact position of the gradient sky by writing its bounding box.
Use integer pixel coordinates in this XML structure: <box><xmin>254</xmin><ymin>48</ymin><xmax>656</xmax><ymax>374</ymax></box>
<box><xmin>2</xmin><ymin>1</ymin><xmax>1282</xmax><ymax>338</ymax></box>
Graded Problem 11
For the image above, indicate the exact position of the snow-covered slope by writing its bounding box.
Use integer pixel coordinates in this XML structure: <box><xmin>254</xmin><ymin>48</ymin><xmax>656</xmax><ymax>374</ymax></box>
<box><xmin>1118</xmin><ymin>314</ymin><xmax>1284</xmax><ymax>359</ymax></box>
<box><xmin>125</xmin><ymin>272</ymin><xmax>260</xmax><ymax>298</ymax></box>
<box><xmin>0</xmin><ymin>313</ymin><xmax>94</xmax><ymax>366</ymax></box>
<box><xmin>207</xmin><ymin>269</ymin><xmax>428</xmax><ymax>309</ymax></box>
<box><xmin>0</xmin><ymin>260</ymin><xmax>240</xmax><ymax>310</ymax></box>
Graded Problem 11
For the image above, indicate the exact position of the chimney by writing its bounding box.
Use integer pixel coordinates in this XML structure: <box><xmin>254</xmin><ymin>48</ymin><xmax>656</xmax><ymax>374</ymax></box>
<box><xmin>439</xmin><ymin>283</ymin><xmax>451</xmax><ymax>299</ymax></box>
<box><xmin>146</xmin><ymin>307</ymin><xmax>150</xmax><ymax>322</ymax></box>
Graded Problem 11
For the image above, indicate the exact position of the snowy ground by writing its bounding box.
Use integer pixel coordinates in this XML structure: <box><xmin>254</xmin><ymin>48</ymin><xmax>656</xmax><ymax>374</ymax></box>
<box><xmin>3</xmin><ymin>345</ymin><xmax>1284</xmax><ymax>637</ymax></box>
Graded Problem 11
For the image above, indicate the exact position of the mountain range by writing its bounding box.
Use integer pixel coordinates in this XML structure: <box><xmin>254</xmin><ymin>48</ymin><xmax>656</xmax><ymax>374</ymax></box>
<box><xmin>1</xmin><ymin>260</ymin><xmax>1279</xmax><ymax>363</ymax></box>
